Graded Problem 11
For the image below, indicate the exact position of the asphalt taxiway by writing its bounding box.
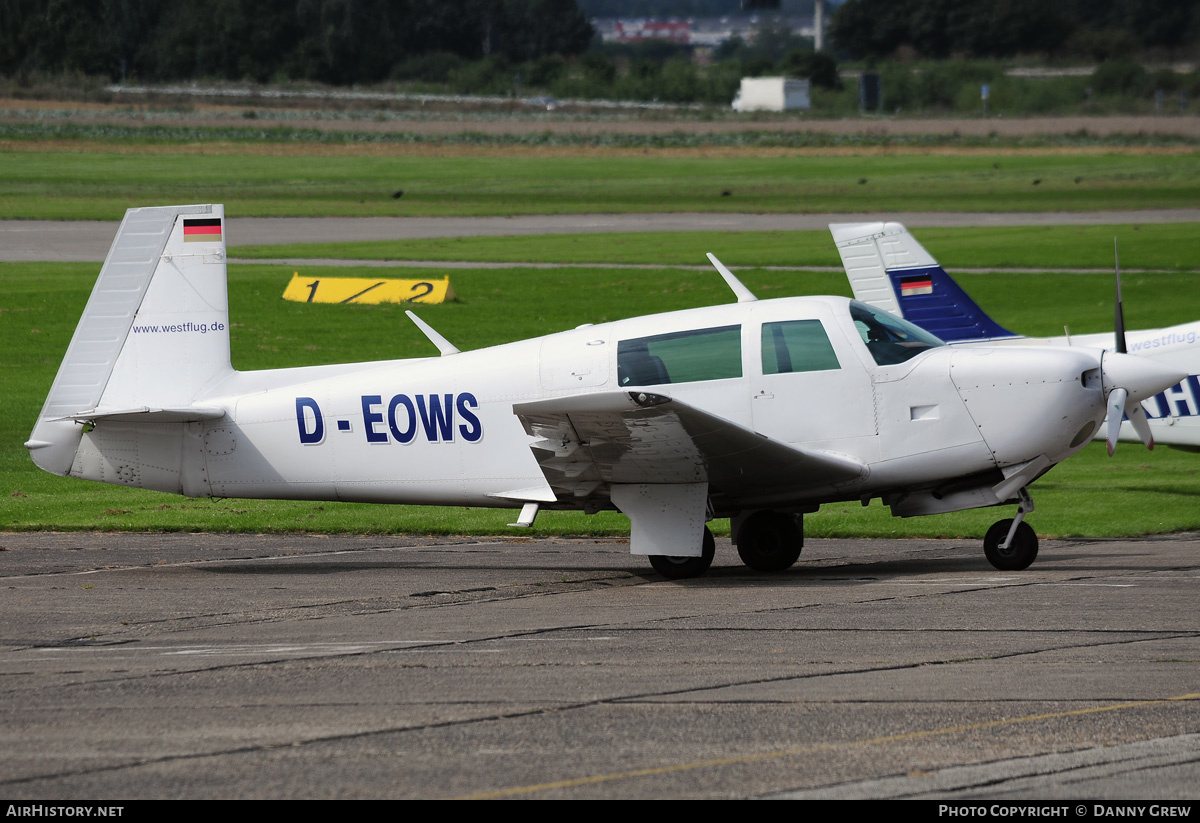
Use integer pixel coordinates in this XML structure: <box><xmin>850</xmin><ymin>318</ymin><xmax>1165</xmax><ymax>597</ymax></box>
<box><xmin>5</xmin><ymin>209</ymin><xmax>1200</xmax><ymax>262</ymax></box>
<box><xmin>2</xmin><ymin>530</ymin><xmax>1197</xmax><ymax>799</ymax></box>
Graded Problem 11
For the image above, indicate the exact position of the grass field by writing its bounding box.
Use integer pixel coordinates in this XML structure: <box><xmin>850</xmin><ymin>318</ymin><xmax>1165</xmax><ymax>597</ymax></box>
<box><xmin>4</xmin><ymin>132</ymin><xmax>1199</xmax><ymax>541</ymax></box>
<box><xmin>3</xmin><ymin>143</ymin><xmax>1200</xmax><ymax>219</ymax></box>
<box><xmin>6</xmin><ymin>254</ymin><xmax>1200</xmax><ymax>539</ymax></box>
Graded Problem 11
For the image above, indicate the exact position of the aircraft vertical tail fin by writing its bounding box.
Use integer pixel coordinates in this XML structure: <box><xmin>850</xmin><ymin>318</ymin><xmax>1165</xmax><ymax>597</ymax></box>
<box><xmin>26</xmin><ymin>204</ymin><xmax>233</xmax><ymax>476</ymax></box>
<box><xmin>830</xmin><ymin>222</ymin><xmax>1019</xmax><ymax>343</ymax></box>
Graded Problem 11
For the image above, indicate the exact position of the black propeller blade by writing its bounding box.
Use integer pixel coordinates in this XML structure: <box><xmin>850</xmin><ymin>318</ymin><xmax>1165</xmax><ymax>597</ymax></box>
<box><xmin>1114</xmin><ymin>237</ymin><xmax>1127</xmax><ymax>354</ymax></box>
<box><xmin>1105</xmin><ymin>236</ymin><xmax>1157</xmax><ymax>455</ymax></box>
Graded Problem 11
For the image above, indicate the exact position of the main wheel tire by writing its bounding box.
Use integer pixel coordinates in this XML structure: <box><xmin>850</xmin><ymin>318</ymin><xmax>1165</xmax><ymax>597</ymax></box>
<box><xmin>736</xmin><ymin>511</ymin><xmax>803</xmax><ymax>572</ymax></box>
<box><xmin>983</xmin><ymin>519</ymin><xmax>1039</xmax><ymax>571</ymax></box>
<box><xmin>648</xmin><ymin>527</ymin><xmax>716</xmax><ymax>579</ymax></box>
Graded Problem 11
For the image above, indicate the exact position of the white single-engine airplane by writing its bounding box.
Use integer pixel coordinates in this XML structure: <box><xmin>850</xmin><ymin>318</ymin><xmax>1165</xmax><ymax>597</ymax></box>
<box><xmin>831</xmin><ymin>221</ymin><xmax>1200</xmax><ymax>454</ymax></box>
<box><xmin>27</xmin><ymin>205</ymin><xmax>1185</xmax><ymax>578</ymax></box>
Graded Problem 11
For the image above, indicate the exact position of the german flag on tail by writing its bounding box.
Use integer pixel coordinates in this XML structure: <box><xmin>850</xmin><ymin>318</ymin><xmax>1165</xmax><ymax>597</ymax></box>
<box><xmin>183</xmin><ymin>218</ymin><xmax>222</xmax><ymax>243</ymax></box>
<box><xmin>899</xmin><ymin>274</ymin><xmax>933</xmax><ymax>297</ymax></box>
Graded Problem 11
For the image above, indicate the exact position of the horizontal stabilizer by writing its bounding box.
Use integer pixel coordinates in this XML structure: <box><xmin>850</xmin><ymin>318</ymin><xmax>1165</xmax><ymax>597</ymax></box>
<box><xmin>53</xmin><ymin>406</ymin><xmax>227</xmax><ymax>424</ymax></box>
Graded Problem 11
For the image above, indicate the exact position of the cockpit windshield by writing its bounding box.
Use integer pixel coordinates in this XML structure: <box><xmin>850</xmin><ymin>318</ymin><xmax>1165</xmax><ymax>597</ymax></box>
<box><xmin>849</xmin><ymin>301</ymin><xmax>944</xmax><ymax>366</ymax></box>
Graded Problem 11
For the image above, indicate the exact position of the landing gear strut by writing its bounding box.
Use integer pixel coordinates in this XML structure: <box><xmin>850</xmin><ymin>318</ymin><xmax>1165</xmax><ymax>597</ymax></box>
<box><xmin>736</xmin><ymin>510</ymin><xmax>803</xmax><ymax>572</ymax></box>
<box><xmin>984</xmin><ymin>489</ymin><xmax>1039</xmax><ymax>571</ymax></box>
<box><xmin>648</xmin><ymin>526</ymin><xmax>715</xmax><ymax>579</ymax></box>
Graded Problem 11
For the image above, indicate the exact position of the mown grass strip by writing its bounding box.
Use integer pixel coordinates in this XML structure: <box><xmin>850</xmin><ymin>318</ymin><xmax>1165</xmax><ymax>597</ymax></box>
<box><xmin>5</xmin><ymin>121</ymin><xmax>1200</xmax><ymax>150</ymax></box>
<box><xmin>3</xmin><ymin>145</ymin><xmax>1199</xmax><ymax>219</ymax></box>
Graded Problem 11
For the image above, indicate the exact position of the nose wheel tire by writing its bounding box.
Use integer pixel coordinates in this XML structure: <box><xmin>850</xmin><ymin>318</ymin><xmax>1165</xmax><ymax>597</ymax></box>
<box><xmin>649</xmin><ymin>527</ymin><xmax>716</xmax><ymax>579</ymax></box>
<box><xmin>983</xmin><ymin>519</ymin><xmax>1039</xmax><ymax>571</ymax></box>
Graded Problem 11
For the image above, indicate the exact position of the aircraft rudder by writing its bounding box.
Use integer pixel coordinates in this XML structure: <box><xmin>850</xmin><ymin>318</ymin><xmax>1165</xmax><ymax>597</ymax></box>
<box><xmin>889</xmin><ymin>264</ymin><xmax>1018</xmax><ymax>343</ymax></box>
<box><xmin>830</xmin><ymin>222</ymin><xmax>904</xmax><ymax>316</ymax></box>
<box><xmin>832</xmin><ymin>221</ymin><xmax>1019</xmax><ymax>343</ymax></box>
<box><xmin>27</xmin><ymin>204</ymin><xmax>232</xmax><ymax>477</ymax></box>
<box><xmin>102</xmin><ymin>203</ymin><xmax>232</xmax><ymax>407</ymax></box>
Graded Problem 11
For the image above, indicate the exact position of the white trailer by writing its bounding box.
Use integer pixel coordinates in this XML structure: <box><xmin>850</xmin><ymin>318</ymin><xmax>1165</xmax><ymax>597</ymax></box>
<box><xmin>731</xmin><ymin>77</ymin><xmax>811</xmax><ymax>112</ymax></box>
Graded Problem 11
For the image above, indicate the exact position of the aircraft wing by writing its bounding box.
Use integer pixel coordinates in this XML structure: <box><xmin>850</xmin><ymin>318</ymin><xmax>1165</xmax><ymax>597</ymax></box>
<box><xmin>513</xmin><ymin>390</ymin><xmax>867</xmax><ymax>507</ymax></box>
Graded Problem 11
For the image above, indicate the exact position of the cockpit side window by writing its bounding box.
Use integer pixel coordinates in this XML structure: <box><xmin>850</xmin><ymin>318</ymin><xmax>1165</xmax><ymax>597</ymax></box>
<box><xmin>617</xmin><ymin>325</ymin><xmax>741</xmax><ymax>386</ymax></box>
<box><xmin>761</xmin><ymin>320</ymin><xmax>841</xmax><ymax>375</ymax></box>
<box><xmin>849</xmin><ymin>301</ymin><xmax>944</xmax><ymax>366</ymax></box>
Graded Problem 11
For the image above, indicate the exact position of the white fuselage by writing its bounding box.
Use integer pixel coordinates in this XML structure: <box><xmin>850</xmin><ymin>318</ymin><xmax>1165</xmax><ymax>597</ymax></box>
<box><xmin>67</xmin><ymin>296</ymin><xmax>1115</xmax><ymax>517</ymax></box>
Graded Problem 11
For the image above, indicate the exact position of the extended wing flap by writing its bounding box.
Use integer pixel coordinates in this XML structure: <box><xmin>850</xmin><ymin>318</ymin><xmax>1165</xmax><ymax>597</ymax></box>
<box><xmin>513</xmin><ymin>391</ymin><xmax>866</xmax><ymax>504</ymax></box>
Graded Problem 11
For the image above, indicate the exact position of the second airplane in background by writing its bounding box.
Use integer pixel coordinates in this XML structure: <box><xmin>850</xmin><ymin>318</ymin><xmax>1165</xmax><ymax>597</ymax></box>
<box><xmin>831</xmin><ymin>221</ymin><xmax>1200</xmax><ymax>453</ymax></box>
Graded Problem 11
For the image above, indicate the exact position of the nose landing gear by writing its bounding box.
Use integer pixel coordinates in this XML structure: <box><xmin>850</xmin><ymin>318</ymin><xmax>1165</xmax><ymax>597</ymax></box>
<box><xmin>984</xmin><ymin>489</ymin><xmax>1039</xmax><ymax>571</ymax></box>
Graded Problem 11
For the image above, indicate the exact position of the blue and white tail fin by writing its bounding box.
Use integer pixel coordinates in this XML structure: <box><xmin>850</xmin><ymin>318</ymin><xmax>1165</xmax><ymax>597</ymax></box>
<box><xmin>830</xmin><ymin>222</ymin><xmax>1020</xmax><ymax>343</ymax></box>
<box><xmin>26</xmin><ymin>204</ymin><xmax>232</xmax><ymax>477</ymax></box>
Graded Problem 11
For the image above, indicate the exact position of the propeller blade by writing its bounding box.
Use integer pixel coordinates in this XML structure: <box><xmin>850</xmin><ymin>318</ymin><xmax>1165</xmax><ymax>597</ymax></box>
<box><xmin>1100</xmin><ymin>350</ymin><xmax>1186</xmax><ymax>456</ymax></box>
<box><xmin>1106</xmin><ymin>386</ymin><xmax>1127</xmax><ymax>456</ymax></box>
<box><xmin>1126</xmin><ymin>401</ymin><xmax>1155</xmax><ymax>450</ymax></box>
<box><xmin>1114</xmin><ymin>237</ymin><xmax>1127</xmax><ymax>354</ymax></box>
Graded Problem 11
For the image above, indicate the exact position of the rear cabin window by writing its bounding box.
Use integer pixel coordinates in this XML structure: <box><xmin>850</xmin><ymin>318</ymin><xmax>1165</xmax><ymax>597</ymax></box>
<box><xmin>618</xmin><ymin>325</ymin><xmax>742</xmax><ymax>386</ymax></box>
<box><xmin>761</xmin><ymin>320</ymin><xmax>841</xmax><ymax>375</ymax></box>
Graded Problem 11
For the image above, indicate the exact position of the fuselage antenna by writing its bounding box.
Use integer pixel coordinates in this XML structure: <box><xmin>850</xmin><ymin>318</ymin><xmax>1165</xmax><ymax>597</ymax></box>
<box><xmin>707</xmin><ymin>253</ymin><xmax>757</xmax><ymax>303</ymax></box>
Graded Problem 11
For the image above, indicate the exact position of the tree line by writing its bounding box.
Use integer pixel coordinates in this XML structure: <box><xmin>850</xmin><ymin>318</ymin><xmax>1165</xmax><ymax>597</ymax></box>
<box><xmin>1</xmin><ymin>0</ymin><xmax>1195</xmax><ymax>112</ymax></box>
<box><xmin>831</xmin><ymin>0</ymin><xmax>1199</xmax><ymax>61</ymax></box>
<box><xmin>0</xmin><ymin>0</ymin><xmax>594</xmax><ymax>84</ymax></box>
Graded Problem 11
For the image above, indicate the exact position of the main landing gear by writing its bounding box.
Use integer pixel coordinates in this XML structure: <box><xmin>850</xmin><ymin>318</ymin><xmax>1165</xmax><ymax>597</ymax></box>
<box><xmin>648</xmin><ymin>526</ymin><xmax>715</xmax><ymax>579</ymax></box>
<box><xmin>735</xmin><ymin>510</ymin><xmax>803</xmax><ymax>572</ymax></box>
<box><xmin>647</xmin><ymin>510</ymin><xmax>804</xmax><ymax>579</ymax></box>
<box><xmin>983</xmin><ymin>489</ymin><xmax>1039</xmax><ymax>571</ymax></box>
